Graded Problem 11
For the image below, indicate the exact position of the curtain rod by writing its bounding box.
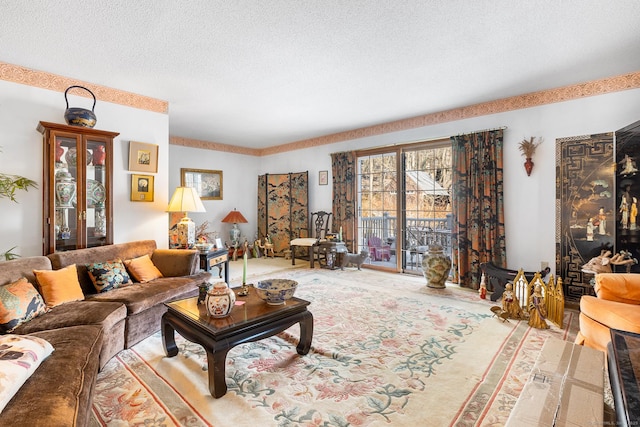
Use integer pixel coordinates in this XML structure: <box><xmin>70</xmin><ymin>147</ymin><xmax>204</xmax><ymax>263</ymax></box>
<box><xmin>330</xmin><ymin>126</ymin><xmax>508</xmax><ymax>155</ymax></box>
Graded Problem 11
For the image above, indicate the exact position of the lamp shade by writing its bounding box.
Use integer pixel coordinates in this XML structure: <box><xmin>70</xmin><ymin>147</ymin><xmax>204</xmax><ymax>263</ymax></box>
<box><xmin>221</xmin><ymin>209</ymin><xmax>248</xmax><ymax>224</ymax></box>
<box><xmin>167</xmin><ymin>187</ymin><xmax>206</xmax><ymax>214</ymax></box>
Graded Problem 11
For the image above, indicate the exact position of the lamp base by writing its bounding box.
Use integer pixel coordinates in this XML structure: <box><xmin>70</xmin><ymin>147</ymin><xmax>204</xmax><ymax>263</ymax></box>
<box><xmin>229</xmin><ymin>224</ymin><xmax>241</xmax><ymax>247</ymax></box>
<box><xmin>176</xmin><ymin>216</ymin><xmax>196</xmax><ymax>248</ymax></box>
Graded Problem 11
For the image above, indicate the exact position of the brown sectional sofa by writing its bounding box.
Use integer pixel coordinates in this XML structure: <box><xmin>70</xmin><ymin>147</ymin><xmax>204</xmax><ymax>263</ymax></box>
<box><xmin>0</xmin><ymin>240</ymin><xmax>211</xmax><ymax>427</ymax></box>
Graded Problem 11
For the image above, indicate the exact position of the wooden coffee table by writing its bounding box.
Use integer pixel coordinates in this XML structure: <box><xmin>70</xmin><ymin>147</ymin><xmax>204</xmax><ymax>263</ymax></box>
<box><xmin>161</xmin><ymin>287</ymin><xmax>313</xmax><ymax>398</ymax></box>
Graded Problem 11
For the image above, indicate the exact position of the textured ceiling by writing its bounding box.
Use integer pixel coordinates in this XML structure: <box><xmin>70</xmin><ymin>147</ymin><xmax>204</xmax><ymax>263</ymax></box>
<box><xmin>2</xmin><ymin>1</ymin><xmax>640</xmax><ymax>148</ymax></box>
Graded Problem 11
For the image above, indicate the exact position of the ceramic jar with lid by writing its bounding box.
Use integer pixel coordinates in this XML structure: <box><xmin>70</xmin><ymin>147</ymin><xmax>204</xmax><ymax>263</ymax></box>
<box><xmin>205</xmin><ymin>281</ymin><xmax>236</xmax><ymax>318</ymax></box>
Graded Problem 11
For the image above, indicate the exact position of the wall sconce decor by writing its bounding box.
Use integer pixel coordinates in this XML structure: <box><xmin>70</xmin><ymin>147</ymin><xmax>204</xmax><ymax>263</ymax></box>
<box><xmin>167</xmin><ymin>187</ymin><xmax>206</xmax><ymax>248</ymax></box>
<box><xmin>221</xmin><ymin>209</ymin><xmax>248</xmax><ymax>247</ymax></box>
<box><xmin>518</xmin><ymin>137</ymin><xmax>542</xmax><ymax>176</ymax></box>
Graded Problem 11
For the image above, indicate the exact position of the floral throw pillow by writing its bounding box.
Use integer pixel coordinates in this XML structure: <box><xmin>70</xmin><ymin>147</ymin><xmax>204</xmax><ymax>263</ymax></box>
<box><xmin>0</xmin><ymin>334</ymin><xmax>54</xmax><ymax>413</ymax></box>
<box><xmin>0</xmin><ymin>278</ymin><xmax>47</xmax><ymax>333</ymax></box>
<box><xmin>86</xmin><ymin>259</ymin><xmax>132</xmax><ymax>293</ymax></box>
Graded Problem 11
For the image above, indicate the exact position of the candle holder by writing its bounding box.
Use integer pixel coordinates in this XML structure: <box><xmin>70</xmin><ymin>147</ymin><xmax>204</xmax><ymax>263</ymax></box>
<box><xmin>237</xmin><ymin>283</ymin><xmax>250</xmax><ymax>296</ymax></box>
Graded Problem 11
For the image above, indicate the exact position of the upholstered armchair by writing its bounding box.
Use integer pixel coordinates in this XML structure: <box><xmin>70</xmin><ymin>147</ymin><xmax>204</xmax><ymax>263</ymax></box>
<box><xmin>576</xmin><ymin>273</ymin><xmax>640</xmax><ymax>353</ymax></box>
<box><xmin>290</xmin><ymin>211</ymin><xmax>331</xmax><ymax>267</ymax></box>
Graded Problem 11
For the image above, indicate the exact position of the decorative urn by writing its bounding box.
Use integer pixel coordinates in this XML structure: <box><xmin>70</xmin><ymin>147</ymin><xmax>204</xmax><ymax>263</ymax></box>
<box><xmin>205</xmin><ymin>281</ymin><xmax>236</xmax><ymax>318</ymax></box>
<box><xmin>422</xmin><ymin>243</ymin><xmax>452</xmax><ymax>289</ymax></box>
<box><xmin>55</xmin><ymin>168</ymin><xmax>76</xmax><ymax>208</ymax></box>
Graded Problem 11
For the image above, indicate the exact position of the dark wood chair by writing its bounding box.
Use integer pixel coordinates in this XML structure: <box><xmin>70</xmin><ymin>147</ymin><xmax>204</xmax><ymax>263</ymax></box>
<box><xmin>290</xmin><ymin>211</ymin><xmax>332</xmax><ymax>267</ymax></box>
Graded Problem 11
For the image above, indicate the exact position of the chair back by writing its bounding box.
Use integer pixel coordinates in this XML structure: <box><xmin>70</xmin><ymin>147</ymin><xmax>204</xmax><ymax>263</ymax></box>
<box><xmin>310</xmin><ymin>211</ymin><xmax>332</xmax><ymax>239</ymax></box>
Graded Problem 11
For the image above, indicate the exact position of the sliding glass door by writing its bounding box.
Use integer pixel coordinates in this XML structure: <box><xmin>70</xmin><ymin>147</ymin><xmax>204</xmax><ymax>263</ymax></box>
<box><xmin>356</xmin><ymin>141</ymin><xmax>452</xmax><ymax>275</ymax></box>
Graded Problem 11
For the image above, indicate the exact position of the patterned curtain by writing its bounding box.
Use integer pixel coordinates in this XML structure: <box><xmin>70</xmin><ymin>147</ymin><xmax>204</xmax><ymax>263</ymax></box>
<box><xmin>450</xmin><ymin>129</ymin><xmax>506</xmax><ymax>289</ymax></box>
<box><xmin>331</xmin><ymin>151</ymin><xmax>357</xmax><ymax>252</ymax></box>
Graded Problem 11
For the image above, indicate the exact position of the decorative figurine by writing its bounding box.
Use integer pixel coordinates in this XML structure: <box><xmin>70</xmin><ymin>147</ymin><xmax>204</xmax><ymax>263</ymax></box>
<box><xmin>528</xmin><ymin>284</ymin><xmax>549</xmax><ymax>329</ymax></box>
<box><xmin>502</xmin><ymin>283</ymin><xmax>524</xmax><ymax>320</ymax></box>
<box><xmin>620</xmin><ymin>194</ymin><xmax>629</xmax><ymax>229</ymax></box>
<box><xmin>620</xmin><ymin>154</ymin><xmax>638</xmax><ymax>176</ymax></box>
<box><xmin>631</xmin><ymin>197</ymin><xmax>638</xmax><ymax>230</ymax></box>
<box><xmin>586</xmin><ymin>218</ymin><xmax>595</xmax><ymax>241</ymax></box>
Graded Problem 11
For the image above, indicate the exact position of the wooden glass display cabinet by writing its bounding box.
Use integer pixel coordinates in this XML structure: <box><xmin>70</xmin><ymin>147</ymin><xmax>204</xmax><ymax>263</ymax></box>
<box><xmin>38</xmin><ymin>121</ymin><xmax>120</xmax><ymax>254</ymax></box>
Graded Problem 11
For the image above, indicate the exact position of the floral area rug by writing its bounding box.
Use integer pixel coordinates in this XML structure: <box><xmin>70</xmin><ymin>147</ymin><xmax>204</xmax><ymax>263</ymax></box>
<box><xmin>90</xmin><ymin>268</ymin><xmax>579</xmax><ymax>427</ymax></box>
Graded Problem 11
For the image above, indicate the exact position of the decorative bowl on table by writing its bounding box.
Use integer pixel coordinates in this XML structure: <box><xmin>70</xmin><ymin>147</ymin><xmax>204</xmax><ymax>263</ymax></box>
<box><xmin>254</xmin><ymin>279</ymin><xmax>298</xmax><ymax>305</ymax></box>
<box><xmin>195</xmin><ymin>243</ymin><xmax>213</xmax><ymax>251</ymax></box>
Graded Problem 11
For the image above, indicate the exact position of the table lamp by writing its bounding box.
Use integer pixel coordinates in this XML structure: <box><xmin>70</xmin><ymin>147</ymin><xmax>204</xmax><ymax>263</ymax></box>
<box><xmin>221</xmin><ymin>209</ymin><xmax>248</xmax><ymax>246</ymax></box>
<box><xmin>167</xmin><ymin>187</ymin><xmax>206</xmax><ymax>248</ymax></box>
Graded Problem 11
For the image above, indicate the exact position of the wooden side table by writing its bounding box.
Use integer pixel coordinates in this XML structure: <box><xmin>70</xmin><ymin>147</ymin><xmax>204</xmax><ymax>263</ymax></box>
<box><xmin>317</xmin><ymin>241</ymin><xmax>348</xmax><ymax>270</ymax></box>
<box><xmin>198</xmin><ymin>248</ymin><xmax>229</xmax><ymax>283</ymax></box>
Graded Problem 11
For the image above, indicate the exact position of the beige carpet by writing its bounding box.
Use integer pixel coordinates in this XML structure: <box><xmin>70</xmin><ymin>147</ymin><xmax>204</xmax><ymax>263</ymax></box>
<box><xmin>89</xmin><ymin>264</ymin><xmax>612</xmax><ymax>426</ymax></box>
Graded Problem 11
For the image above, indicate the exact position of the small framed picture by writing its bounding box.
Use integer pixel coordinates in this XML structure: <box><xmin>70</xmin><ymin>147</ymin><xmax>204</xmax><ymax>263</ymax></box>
<box><xmin>131</xmin><ymin>174</ymin><xmax>154</xmax><ymax>202</ymax></box>
<box><xmin>319</xmin><ymin>170</ymin><xmax>328</xmax><ymax>186</ymax></box>
<box><xmin>215</xmin><ymin>238</ymin><xmax>223</xmax><ymax>249</ymax></box>
<box><xmin>181</xmin><ymin>168</ymin><xmax>223</xmax><ymax>200</ymax></box>
<box><xmin>128</xmin><ymin>141</ymin><xmax>159</xmax><ymax>173</ymax></box>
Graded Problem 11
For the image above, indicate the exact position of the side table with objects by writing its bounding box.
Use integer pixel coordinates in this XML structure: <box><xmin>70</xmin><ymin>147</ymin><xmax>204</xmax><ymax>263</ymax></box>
<box><xmin>198</xmin><ymin>248</ymin><xmax>229</xmax><ymax>283</ymax></box>
<box><xmin>317</xmin><ymin>240</ymin><xmax>348</xmax><ymax>270</ymax></box>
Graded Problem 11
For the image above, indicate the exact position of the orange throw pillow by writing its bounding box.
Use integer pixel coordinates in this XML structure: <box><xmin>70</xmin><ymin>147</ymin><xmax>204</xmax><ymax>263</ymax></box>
<box><xmin>33</xmin><ymin>264</ymin><xmax>84</xmax><ymax>308</ymax></box>
<box><xmin>124</xmin><ymin>255</ymin><xmax>163</xmax><ymax>283</ymax></box>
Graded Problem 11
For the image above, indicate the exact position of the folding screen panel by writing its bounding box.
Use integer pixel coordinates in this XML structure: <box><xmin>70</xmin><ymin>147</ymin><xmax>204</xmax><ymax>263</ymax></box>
<box><xmin>556</xmin><ymin>133</ymin><xmax>614</xmax><ymax>303</ymax></box>
<box><xmin>257</xmin><ymin>172</ymin><xmax>308</xmax><ymax>255</ymax></box>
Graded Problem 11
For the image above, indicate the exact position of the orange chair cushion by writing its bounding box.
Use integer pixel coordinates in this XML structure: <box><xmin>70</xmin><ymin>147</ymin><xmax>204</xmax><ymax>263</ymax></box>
<box><xmin>594</xmin><ymin>273</ymin><xmax>640</xmax><ymax>304</ymax></box>
<box><xmin>580</xmin><ymin>295</ymin><xmax>640</xmax><ymax>334</ymax></box>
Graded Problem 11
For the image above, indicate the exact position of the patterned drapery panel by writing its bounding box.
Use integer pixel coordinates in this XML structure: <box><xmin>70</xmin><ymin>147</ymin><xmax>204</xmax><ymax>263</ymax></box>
<box><xmin>331</xmin><ymin>151</ymin><xmax>356</xmax><ymax>252</ymax></box>
<box><xmin>451</xmin><ymin>130</ymin><xmax>506</xmax><ymax>289</ymax></box>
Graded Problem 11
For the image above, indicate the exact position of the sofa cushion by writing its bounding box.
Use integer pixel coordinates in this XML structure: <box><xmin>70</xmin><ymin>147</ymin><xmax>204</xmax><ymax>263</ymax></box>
<box><xmin>580</xmin><ymin>295</ymin><xmax>640</xmax><ymax>334</ymax></box>
<box><xmin>0</xmin><ymin>325</ymin><xmax>103</xmax><ymax>427</ymax></box>
<box><xmin>87</xmin><ymin>276</ymin><xmax>200</xmax><ymax>315</ymax></box>
<box><xmin>12</xmin><ymin>300</ymin><xmax>126</xmax><ymax>336</ymax></box>
<box><xmin>0</xmin><ymin>257</ymin><xmax>52</xmax><ymax>289</ymax></box>
<box><xmin>33</xmin><ymin>264</ymin><xmax>85</xmax><ymax>308</ymax></box>
<box><xmin>86</xmin><ymin>259</ymin><xmax>132</xmax><ymax>293</ymax></box>
<box><xmin>594</xmin><ymin>273</ymin><xmax>640</xmax><ymax>304</ymax></box>
<box><xmin>0</xmin><ymin>278</ymin><xmax>47</xmax><ymax>333</ymax></box>
<box><xmin>0</xmin><ymin>334</ymin><xmax>54</xmax><ymax>413</ymax></box>
<box><xmin>124</xmin><ymin>254</ymin><xmax>163</xmax><ymax>283</ymax></box>
<box><xmin>47</xmin><ymin>240</ymin><xmax>158</xmax><ymax>295</ymax></box>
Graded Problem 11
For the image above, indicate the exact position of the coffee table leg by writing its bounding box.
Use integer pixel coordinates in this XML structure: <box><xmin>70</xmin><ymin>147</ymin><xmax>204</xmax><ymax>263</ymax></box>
<box><xmin>161</xmin><ymin>315</ymin><xmax>178</xmax><ymax>357</ymax></box>
<box><xmin>297</xmin><ymin>311</ymin><xmax>314</xmax><ymax>355</ymax></box>
<box><xmin>205</xmin><ymin>347</ymin><xmax>231</xmax><ymax>398</ymax></box>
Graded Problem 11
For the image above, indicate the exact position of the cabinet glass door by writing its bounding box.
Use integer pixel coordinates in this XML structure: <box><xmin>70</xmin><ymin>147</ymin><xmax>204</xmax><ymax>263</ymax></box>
<box><xmin>85</xmin><ymin>139</ymin><xmax>108</xmax><ymax>246</ymax></box>
<box><xmin>54</xmin><ymin>135</ymin><xmax>80</xmax><ymax>251</ymax></box>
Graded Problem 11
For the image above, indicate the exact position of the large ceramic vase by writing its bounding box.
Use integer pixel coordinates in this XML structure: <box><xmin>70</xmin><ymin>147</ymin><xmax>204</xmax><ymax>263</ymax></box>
<box><xmin>55</xmin><ymin>168</ymin><xmax>76</xmax><ymax>208</ymax></box>
<box><xmin>205</xmin><ymin>282</ymin><xmax>236</xmax><ymax>318</ymax></box>
<box><xmin>422</xmin><ymin>243</ymin><xmax>451</xmax><ymax>288</ymax></box>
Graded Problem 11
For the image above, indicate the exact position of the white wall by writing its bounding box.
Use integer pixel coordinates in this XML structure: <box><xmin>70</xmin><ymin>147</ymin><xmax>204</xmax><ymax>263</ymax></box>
<box><xmin>4</xmin><ymin>75</ymin><xmax>640</xmax><ymax>272</ymax></box>
<box><xmin>168</xmin><ymin>145</ymin><xmax>261</xmax><ymax>245</ymax></box>
<box><xmin>0</xmin><ymin>80</ymin><xmax>170</xmax><ymax>256</ymax></box>
<box><xmin>258</xmin><ymin>88</ymin><xmax>640</xmax><ymax>272</ymax></box>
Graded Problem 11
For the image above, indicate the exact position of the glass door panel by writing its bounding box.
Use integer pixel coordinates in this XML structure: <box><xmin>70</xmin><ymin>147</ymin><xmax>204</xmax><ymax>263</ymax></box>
<box><xmin>54</xmin><ymin>135</ymin><xmax>79</xmax><ymax>251</ymax></box>
<box><xmin>86</xmin><ymin>139</ymin><xmax>108</xmax><ymax>246</ymax></box>
<box><xmin>357</xmin><ymin>152</ymin><xmax>397</xmax><ymax>267</ymax></box>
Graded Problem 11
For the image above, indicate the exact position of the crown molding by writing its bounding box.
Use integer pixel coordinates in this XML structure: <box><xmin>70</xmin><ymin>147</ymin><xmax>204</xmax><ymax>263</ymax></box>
<box><xmin>0</xmin><ymin>61</ymin><xmax>168</xmax><ymax>113</ymax></box>
<box><xmin>2</xmin><ymin>60</ymin><xmax>638</xmax><ymax>155</ymax></box>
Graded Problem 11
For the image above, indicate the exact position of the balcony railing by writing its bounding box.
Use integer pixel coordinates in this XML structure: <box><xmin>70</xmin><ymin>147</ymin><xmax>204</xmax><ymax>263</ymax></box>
<box><xmin>360</xmin><ymin>213</ymin><xmax>453</xmax><ymax>270</ymax></box>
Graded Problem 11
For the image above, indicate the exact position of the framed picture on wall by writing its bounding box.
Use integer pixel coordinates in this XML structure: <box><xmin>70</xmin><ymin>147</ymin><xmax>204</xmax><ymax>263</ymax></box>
<box><xmin>128</xmin><ymin>141</ymin><xmax>159</xmax><ymax>173</ymax></box>
<box><xmin>131</xmin><ymin>174</ymin><xmax>154</xmax><ymax>202</ymax></box>
<box><xmin>181</xmin><ymin>168</ymin><xmax>223</xmax><ymax>200</ymax></box>
<box><xmin>319</xmin><ymin>170</ymin><xmax>328</xmax><ymax>185</ymax></box>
